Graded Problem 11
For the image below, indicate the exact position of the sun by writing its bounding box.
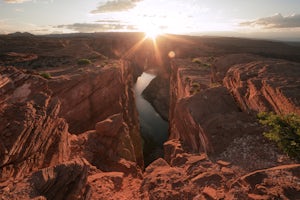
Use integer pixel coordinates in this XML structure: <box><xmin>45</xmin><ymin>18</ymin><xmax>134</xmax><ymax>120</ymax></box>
<box><xmin>143</xmin><ymin>26</ymin><xmax>163</xmax><ymax>40</ymax></box>
<box><xmin>145</xmin><ymin>30</ymin><xmax>158</xmax><ymax>40</ymax></box>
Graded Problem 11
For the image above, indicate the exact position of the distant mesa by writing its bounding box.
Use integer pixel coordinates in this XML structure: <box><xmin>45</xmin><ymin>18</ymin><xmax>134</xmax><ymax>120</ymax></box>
<box><xmin>7</xmin><ymin>32</ymin><xmax>35</xmax><ymax>37</ymax></box>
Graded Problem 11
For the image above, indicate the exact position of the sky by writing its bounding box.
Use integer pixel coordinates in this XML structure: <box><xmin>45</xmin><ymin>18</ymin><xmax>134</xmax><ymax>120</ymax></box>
<box><xmin>0</xmin><ymin>0</ymin><xmax>300</xmax><ymax>41</ymax></box>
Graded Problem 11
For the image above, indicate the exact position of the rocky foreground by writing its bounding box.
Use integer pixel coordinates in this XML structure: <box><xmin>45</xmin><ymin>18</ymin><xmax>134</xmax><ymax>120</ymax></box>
<box><xmin>0</xmin><ymin>34</ymin><xmax>300</xmax><ymax>199</ymax></box>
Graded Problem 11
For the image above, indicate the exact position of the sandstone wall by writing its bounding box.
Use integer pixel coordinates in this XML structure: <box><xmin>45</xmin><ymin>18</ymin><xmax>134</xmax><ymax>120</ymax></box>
<box><xmin>224</xmin><ymin>60</ymin><xmax>300</xmax><ymax>115</ymax></box>
<box><xmin>168</xmin><ymin>58</ymin><xmax>294</xmax><ymax>170</ymax></box>
<box><xmin>0</xmin><ymin>67</ymin><xmax>69</xmax><ymax>180</ymax></box>
<box><xmin>48</xmin><ymin>61</ymin><xmax>143</xmax><ymax>167</ymax></box>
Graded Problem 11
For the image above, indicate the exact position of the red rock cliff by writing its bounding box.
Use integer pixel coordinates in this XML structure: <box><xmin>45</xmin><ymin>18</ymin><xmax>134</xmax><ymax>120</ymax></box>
<box><xmin>0</xmin><ymin>67</ymin><xmax>69</xmax><ymax>180</ymax></box>
<box><xmin>0</xmin><ymin>61</ymin><xmax>144</xmax><ymax>199</ymax></box>
<box><xmin>168</xmin><ymin>58</ymin><xmax>294</xmax><ymax>170</ymax></box>
<box><xmin>224</xmin><ymin>60</ymin><xmax>300</xmax><ymax>115</ymax></box>
<box><xmin>48</xmin><ymin>60</ymin><xmax>143</xmax><ymax>167</ymax></box>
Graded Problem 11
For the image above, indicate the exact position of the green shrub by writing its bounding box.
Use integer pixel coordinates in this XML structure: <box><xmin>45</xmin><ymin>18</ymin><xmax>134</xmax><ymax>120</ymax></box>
<box><xmin>257</xmin><ymin>112</ymin><xmax>300</xmax><ymax>160</ymax></box>
<box><xmin>210</xmin><ymin>82</ymin><xmax>221</xmax><ymax>88</ymax></box>
<box><xmin>190</xmin><ymin>82</ymin><xmax>201</xmax><ymax>95</ymax></box>
<box><xmin>77</xmin><ymin>58</ymin><xmax>92</xmax><ymax>65</ymax></box>
<box><xmin>208</xmin><ymin>56</ymin><xmax>215</xmax><ymax>62</ymax></box>
<box><xmin>190</xmin><ymin>87</ymin><xmax>200</xmax><ymax>95</ymax></box>
<box><xmin>202</xmin><ymin>63</ymin><xmax>211</xmax><ymax>68</ymax></box>
<box><xmin>191</xmin><ymin>82</ymin><xmax>200</xmax><ymax>88</ymax></box>
<box><xmin>40</xmin><ymin>72</ymin><xmax>51</xmax><ymax>79</ymax></box>
<box><xmin>192</xmin><ymin>58</ymin><xmax>211</xmax><ymax>69</ymax></box>
<box><xmin>192</xmin><ymin>58</ymin><xmax>202</xmax><ymax>64</ymax></box>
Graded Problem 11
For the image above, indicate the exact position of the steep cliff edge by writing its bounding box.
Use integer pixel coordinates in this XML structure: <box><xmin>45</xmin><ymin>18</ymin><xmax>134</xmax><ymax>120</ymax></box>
<box><xmin>168</xmin><ymin>58</ymin><xmax>295</xmax><ymax>170</ymax></box>
<box><xmin>0</xmin><ymin>67</ymin><xmax>69</xmax><ymax>180</ymax></box>
<box><xmin>45</xmin><ymin>61</ymin><xmax>143</xmax><ymax>167</ymax></box>
<box><xmin>158</xmin><ymin>57</ymin><xmax>300</xmax><ymax>198</ymax></box>
<box><xmin>142</xmin><ymin>75</ymin><xmax>170</xmax><ymax>120</ymax></box>
<box><xmin>224</xmin><ymin>60</ymin><xmax>300</xmax><ymax>115</ymax></box>
<box><xmin>0</xmin><ymin>61</ymin><xmax>144</xmax><ymax>199</ymax></box>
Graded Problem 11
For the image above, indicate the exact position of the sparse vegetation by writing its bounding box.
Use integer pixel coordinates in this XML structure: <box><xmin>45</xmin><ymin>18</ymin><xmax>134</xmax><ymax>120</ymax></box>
<box><xmin>40</xmin><ymin>72</ymin><xmax>51</xmax><ymax>79</ymax></box>
<box><xmin>77</xmin><ymin>58</ymin><xmax>92</xmax><ymax>65</ymax></box>
<box><xmin>258</xmin><ymin>112</ymin><xmax>300</xmax><ymax>160</ymax></box>
<box><xmin>202</xmin><ymin>63</ymin><xmax>211</xmax><ymax>68</ymax></box>
<box><xmin>210</xmin><ymin>82</ymin><xmax>221</xmax><ymax>88</ymax></box>
<box><xmin>208</xmin><ymin>56</ymin><xmax>215</xmax><ymax>62</ymax></box>
<box><xmin>189</xmin><ymin>82</ymin><xmax>201</xmax><ymax>95</ymax></box>
<box><xmin>192</xmin><ymin>58</ymin><xmax>211</xmax><ymax>69</ymax></box>
<box><xmin>191</xmin><ymin>82</ymin><xmax>200</xmax><ymax>88</ymax></box>
<box><xmin>192</xmin><ymin>58</ymin><xmax>202</xmax><ymax>64</ymax></box>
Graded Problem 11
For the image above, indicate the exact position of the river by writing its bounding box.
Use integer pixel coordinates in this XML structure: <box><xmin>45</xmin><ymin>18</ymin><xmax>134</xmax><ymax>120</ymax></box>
<box><xmin>134</xmin><ymin>72</ymin><xmax>169</xmax><ymax>165</ymax></box>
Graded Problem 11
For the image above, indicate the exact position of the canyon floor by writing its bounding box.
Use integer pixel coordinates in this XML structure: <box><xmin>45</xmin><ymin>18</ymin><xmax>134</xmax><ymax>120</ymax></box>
<box><xmin>0</xmin><ymin>32</ymin><xmax>300</xmax><ymax>199</ymax></box>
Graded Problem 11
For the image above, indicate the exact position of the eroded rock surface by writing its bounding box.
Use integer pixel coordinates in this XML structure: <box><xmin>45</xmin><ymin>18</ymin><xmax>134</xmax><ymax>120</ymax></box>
<box><xmin>140</xmin><ymin>140</ymin><xmax>300</xmax><ymax>200</ymax></box>
<box><xmin>0</xmin><ymin>67</ymin><xmax>69</xmax><ymax>180</ymax></box>
<box><xmin>44</xmin><ymin>61</ymin><xmax>144</xmax><ymax>168</ymax></box>
<box><xmin>169</xmin><ymin>58</ymin><xmax>295</xmax><ymax>170</ymax></box>
<box><xmin>0</xmin><ymin>63</ymin><xmax>144</xmax><ymax>199</ymax></box>
<box><xmin>224</xmin><ymin>60</ymin><xmax>300</xmax><ymax>115</ymax></box>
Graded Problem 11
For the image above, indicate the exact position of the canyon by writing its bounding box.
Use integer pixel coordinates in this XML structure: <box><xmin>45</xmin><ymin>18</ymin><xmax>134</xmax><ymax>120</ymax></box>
<box><xmin>0</xmin><ymin>33</ymin><xmax>300</xmax><ymax>199</ymax></box>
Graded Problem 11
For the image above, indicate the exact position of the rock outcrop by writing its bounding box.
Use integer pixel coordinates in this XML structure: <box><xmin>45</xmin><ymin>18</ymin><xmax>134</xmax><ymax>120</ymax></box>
<box><xmin>169</xmin><ymin>58</ymin><xmax>294</xmax><ymax>170</ymax></box>
<box><xmin>0</xmin><ymin>67</ymin><xmax>69</xmax><ymax>180</ymax></box>
<box><xmin>0</xmin><ymin>62</ymin><xmax>144</xmax><ymax>199</ymax></box>
<box><xmin>139</xmin><ymin>140</ymin><xmax>300</xmax><ymax>199</ymax></box>
<box><xmin>31</xmin><ymin>158</ymin><xmax>89</xmax><ymax>200</ymax></box>
<box><xmin>224</xmin><ymin>60</ymin><xmax>300</xmax><ymax>115</ymax></box>
<box><xmin>210</xmin><ymin>53</ymin><xmax>264</xmax><ymax>83</ymax></box>
<box><xmin>47</xmin><ymin>61</ymin><xmax>143</xmax><ymax>168</ymax></box>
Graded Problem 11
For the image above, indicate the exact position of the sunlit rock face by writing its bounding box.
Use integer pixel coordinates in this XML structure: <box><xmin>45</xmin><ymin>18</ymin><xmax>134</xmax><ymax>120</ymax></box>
<box><xmin>47</xmin><ymin>60</ymin><xmax>144</xmax><ymax>168</ymax></box>
<box><xmin>0</xmin><ymin>66</ymin><xmax>70</xmax><ymax>180</ymax></box>
<box><xmin>168</xmin><ymin>58</ymin><xmax>295</xmax><ymax>170</ymax></box>
<box><xmin>224</xmin><ymin>60</ymin><xmax>300</xmax><ymax>115</ymax></box>
<box><xmin>0</xmin><ymin>62</ymin><xmax>144</xmax><ymax>199</ymax></box>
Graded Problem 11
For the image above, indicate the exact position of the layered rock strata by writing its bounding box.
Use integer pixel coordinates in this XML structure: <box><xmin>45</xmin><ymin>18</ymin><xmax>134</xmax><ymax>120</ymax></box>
<box><xmin>224</xmin><ymin>60</ymin><xmax>300</xmax><ymax>115</ymax></box>
<box><xmin>0</xmin><ymin>67</ymin><xmax>69</xmax><ymax>180</ymax></box>
<box><xmin>0</xmin><ymin>62</ymin><xmax>144</xmax><ymax>199</ymax></box>
<box><xmin>168</xmin><ymin>58</ymin><xmax>295</xmax><ymax>170</ymax></box>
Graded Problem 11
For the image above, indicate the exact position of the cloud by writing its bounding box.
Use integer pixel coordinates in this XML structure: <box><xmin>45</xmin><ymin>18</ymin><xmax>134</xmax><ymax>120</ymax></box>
<box><xmin>4</xmin><ymin>0</ymin><xmax>32</xmax><ymax>3</ymax></box>
<box><xmin>14</xmin><ymin>8</ymin><xmax>24</xmax><ymax>12</ymax></box>
<box><xmin>91</xmin><ymin>0</ymin><xmax>141</xmax><ymax>13</ymax></box>
<box><xmin>4</xmin><ymin>0</ymin><xmax>54</xmax><ymax>3</ymax></box>
<box><xmin>96</xmin><ymin>19</ymin><xmax>121</xmax><ymax>23</ymax></box>
<box><xmin>55</xmin><ymin>22</ymin><xmax>137</xmax><ymax>32</ymax></box>
<box><xmin>240</xmin><ymin>13</ymin><xmax>300</xmax><ymax>29</ymax></box>
<box><xmin>4</xmin><ymin>0</ymin><xmax>54</xmax><ymax>4</ymax></box>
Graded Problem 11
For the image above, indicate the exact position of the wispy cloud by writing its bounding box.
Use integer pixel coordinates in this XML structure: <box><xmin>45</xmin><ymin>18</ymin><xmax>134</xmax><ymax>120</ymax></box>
<box><xmin>55</xmin><ymin>22</ymin><xmax>137</xmax><ymax>32</ymax></box>
<box><xmin>4</xmin><ymin>0</ymin><xmax>54</xmax><ymax>3</ymax></box>
<box><xmin>240</xmin><ymin>13</ymin><xmax>300</xmax><ymax>29</ymax></box>
<box><xmin>4</xmin><ymin>0</ymin><xmax>32</xmax><ymax>3</ymax></box>
<box><xmin>14</xmin><ymin>8</ymin><xmax>24</xmax><ymax>12</ymax></box>
<box><xmin>91</xmin><ymin>0</ymin><xmax>142</xmax><ymax>13</ymax></box>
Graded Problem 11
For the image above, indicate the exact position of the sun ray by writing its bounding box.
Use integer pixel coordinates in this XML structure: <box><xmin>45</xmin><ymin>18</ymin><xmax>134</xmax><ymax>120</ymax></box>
<box><xmin>121</xmin><ymin>36</ymin><xmax>147</xmax><ymax>59</ymax></box>
<box><xmin>152</xmin><ymin>38</ymin><xmax>163</xmax><ymax>68</ymax></box>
